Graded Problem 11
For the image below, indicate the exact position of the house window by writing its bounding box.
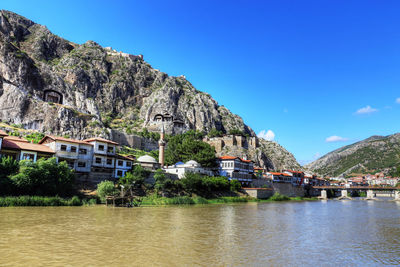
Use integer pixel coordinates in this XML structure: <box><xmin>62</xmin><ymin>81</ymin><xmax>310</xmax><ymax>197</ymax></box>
<box><xmin>106</xmin><ymin>158</ymin><xmax>112</xmax><ymax>165</ymax></box>
<box><xmin>98</xmin><ymin>145</ymin><xmax>104</xmax><ymax>151</ymax></box>
<box><xmin>79</xmin><ymin>148</ymin><xmax>87</xmax><ymax>155</ymax></box>
<box><xmin>118</xmin><ymin>160</ymin><xmax>123</xmax><ymax>166</ymax></box>
<box><xmin>95</xmin><ymin>157</ymin><xmax>102</xmax><ymax>164</ymax></box>
<box><xmin>117</xmin><ymin>170</ymin><xmax>123</xmax><ymax>177</ymax></box>
<box><xmin>70</xmin><ymin>146</ymin><xmax>77</xmax><ymax>153</ymax></box>
<box><xmin>126</xmin><ymin>161</ymin><xmax>132</xmax><ymax>167</ymax></box>
<box><xmin>61</xmin><ymin>145</ymin><xmax>67</xmax><ymax>151</ymax></box>
<box><xmin>107</xmin><ymin>146</ymin><xmax>114</xmax><ymax>153</ymax></box>
<box><xmin>78</xmin><ymin>162</ymin><xmax>86</xmax><ymax>168</ymax></box>
<box><xmin>22</xmin><ymin>153</ymin><xmax>35</xmax><ymax>161</ymax></box>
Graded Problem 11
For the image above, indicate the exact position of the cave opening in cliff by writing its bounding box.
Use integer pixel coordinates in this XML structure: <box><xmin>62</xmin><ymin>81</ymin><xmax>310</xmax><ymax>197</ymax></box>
<box><xmin>43</xmin><ymin>90</ymin><xmax>63</xmax><ymax>104</ymax></box>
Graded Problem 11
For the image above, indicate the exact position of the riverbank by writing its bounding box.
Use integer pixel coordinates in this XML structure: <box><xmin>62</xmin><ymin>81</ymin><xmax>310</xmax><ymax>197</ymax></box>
<box><xmin>139</xmin><ymin>193</ymin><xmax>318</xmax><ymax>206</ymax></box>
<box><xmin>0</xmin><ymin>194</ymin><xmax>317</xmax><ymax>207</ymax></box>
<box><xmin>0</xmin><ymin>196</ymin><xmax>97</xmax><ymax>207</ymax></box>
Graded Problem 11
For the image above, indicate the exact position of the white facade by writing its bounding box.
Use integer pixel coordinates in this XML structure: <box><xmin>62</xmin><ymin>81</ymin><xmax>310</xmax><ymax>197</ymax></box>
<box><xmin>41</xmin><ymin>138</ymin><xmax>93</xmax><ymax>173</ymax></box>
<box><xmin>164</xmin><ymin>160</ymin><xmax>214</xmax><ymax>179</ymax></box>
<box><xmin>84</xmin><ymin>139</ymin><xmax>117</xmax><ymax>171</ymax></box>
<box><xmin>114</xmin><ymin>156</ymin><xmax>134</xmax><ymax>178</ymax></box>
<box><xmin>218</xmin><ymin>157</ymin><xmax>254</xmax><ymax>183</ymax></box>
<box><xmin>89</xmin><ymin>140</ymin><xmax>116</xmax><ymax>156</ymax></box>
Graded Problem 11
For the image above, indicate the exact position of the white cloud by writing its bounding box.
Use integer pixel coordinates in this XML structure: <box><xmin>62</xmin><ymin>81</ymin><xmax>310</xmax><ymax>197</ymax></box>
<box><xmin>396</xmin><ymin>98</ymin><xmax>400</xmax><ymax>104</ymax></box>
<box><xmin>325</xmin><ymin>135</ymin><xmax>349</xmax><ymax>143</ymax></box>
<box><xmin>258</xmin><ymin>130</ymin><xmax>275</xmax><ymax>141</ymax></box>
<box><xmin>355</xmin><ymin>105</ymin><xmax>378</xmax><ymax>115</ymax></box>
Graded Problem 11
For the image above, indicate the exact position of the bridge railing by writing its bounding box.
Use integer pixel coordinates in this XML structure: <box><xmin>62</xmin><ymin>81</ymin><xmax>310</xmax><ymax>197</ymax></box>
<box><xmin>312</xmin><ymin>186</ymin><xmax>400</xmax><ymax>190</ymax></box>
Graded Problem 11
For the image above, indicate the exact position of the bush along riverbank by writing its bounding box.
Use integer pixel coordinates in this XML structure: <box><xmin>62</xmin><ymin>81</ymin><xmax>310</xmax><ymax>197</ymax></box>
<box><xmin>0</xmin><ymin>156</ymin><xmax>99</xmax><ymax>207</ymax></box>
<box><xmin>96</xmin><ymin>168</ymin><xmax>318</xmax><ymax>207</ymax></box>
<box><xmin>0</xmin><ymin>196</ymin><xmax>97</xmax><ymax>207</ymax></box>
<box><xmin>137</xmin><ymin>193</ymin><xmax>318</xmax><ymax>206</ymax></box>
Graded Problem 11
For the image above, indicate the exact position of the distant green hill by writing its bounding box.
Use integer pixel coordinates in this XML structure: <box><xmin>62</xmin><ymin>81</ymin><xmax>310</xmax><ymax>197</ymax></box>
<box><xmin>306</xmin><ymin>133</ymin><xmax>400</xmax><ymax>177</ymax></box>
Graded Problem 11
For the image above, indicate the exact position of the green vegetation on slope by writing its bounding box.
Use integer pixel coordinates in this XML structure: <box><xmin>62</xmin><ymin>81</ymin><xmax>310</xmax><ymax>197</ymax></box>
<box><xmin>311</xmin><ymin>134</ymin><xmax>400</xmax><ymax>177</ymax></box>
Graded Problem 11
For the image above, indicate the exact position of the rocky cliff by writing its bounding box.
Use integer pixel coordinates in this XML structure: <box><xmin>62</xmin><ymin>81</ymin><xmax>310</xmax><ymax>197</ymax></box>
<box><xmin>0</xmin><ymin>10</ymin><xmax>255</xmax><ymax>138</ymax></box>
<box><xmin>306</xmin><ymin>133</ymin><xmax>400</xmax><ymax>177</ymax></box>
<box><xmin>0</xmin><ymin>10</ymin><xmax>301</xmax><ymax>170</ymax></box>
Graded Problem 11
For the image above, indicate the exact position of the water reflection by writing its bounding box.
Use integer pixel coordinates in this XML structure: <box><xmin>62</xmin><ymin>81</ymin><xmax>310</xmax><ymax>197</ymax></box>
<box><xmin>0</xmin><ymin>200</ymin><xmax>399</xmax><ymax>266</ymax></box>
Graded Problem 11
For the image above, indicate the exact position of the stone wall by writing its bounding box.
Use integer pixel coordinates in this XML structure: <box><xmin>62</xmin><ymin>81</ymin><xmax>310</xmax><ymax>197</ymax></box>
<box><xmin>111</xmin><ymin>129</ymin><xmax>158</xmax><ymax>151</ymax></box>
<box><xmin>243</xmin><ymin>188</ymin><xmax>273</xmax><ymax>199</ymax></box>
<box><xmin>251</xmin><ymin>179</ymin><xmax>272</xmax><ymax>188</ymax></box>
<box><xmin>272</xmin><ymin>183</ymin><xmax>305</xmax><ymax>197</ymax></box>
<box><xmin>204</xmin><ymin>135</ymin><xmax>260</xmax><ymax>153</ymax></box>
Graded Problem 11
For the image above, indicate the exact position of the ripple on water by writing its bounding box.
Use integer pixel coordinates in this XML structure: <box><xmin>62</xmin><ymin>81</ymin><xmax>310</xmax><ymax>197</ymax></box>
<box><xmin>0</xmin><ymin>201</ymin><xmax>399</xmax><ymax>266</ymax></box>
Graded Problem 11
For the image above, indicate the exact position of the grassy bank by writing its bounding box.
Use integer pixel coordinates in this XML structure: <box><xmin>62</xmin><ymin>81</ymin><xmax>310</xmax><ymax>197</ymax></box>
<box><xmin>0</xmin><ymin>196</ymin><xmax>97</xmax><ymax>207</ymax></box>
<box><xmin>139</xmin><ymin>193</ymin><xmax>317</xmax><ymax>206</ymax></box>
<box><xmin>140</xmin><ymin>195</ymin><xmax>254</xmax><ymax>206</ymax></box>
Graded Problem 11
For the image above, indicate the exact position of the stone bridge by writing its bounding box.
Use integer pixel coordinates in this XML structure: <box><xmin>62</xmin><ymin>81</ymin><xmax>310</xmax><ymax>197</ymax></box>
<box><xmin>312</xmin><ymin>186</ymin><xmax>400</xmax><ymax>200</ymax></box>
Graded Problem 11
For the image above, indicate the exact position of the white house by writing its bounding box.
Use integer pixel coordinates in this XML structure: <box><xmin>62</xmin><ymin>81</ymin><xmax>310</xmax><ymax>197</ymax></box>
<box><xmin>2</xmin><ymin>135</ymin><xmax>54</xmax><ymax>162</ymax></box>
<box><xmin>218</xmin><ymin>156</ymin><xmax>254</xmax><ymax>185</ymax></box>
<box><xmin>164</xmin><ymin>160</ymin><xmax>214</xmax><ymax>179</ymax></box>
<box><xmin>114</xmin><ymin>154</ymin><xmax>134</xmax><ymax>178</ymax></box>
<box><xmin>39</xmin><ymin>135</ymin><xmax>93</xmax><ymax>173</ymax></box>
<box><xmin>83</xmin><ymin>137</ymin><xmax>118</xmax><ymax>174</ymax></box>
<box><xmin>266</xmin><ymin>172</ymin><xmax>292</xmax><ymax>183</ymax></box>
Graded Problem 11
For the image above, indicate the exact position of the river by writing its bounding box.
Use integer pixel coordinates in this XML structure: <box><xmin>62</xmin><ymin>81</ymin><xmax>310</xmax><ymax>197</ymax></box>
<box><xmin>0</xmin><ymin>199</ymin><xmax>399</xmax><ymax>266</ymax></box>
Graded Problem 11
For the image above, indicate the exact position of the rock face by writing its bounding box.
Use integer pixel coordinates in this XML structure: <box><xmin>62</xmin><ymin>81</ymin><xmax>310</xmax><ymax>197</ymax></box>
<box><xmin>205</xmin><ymin>135</ymin><xmax>301</xmax><ymax>171</ymax></box>
<box><xmin>0</xmin><ymin>10</ymin><xmax>301</xmax><ymax>169</ymax></box>
<box><xmin>0</xmin><ymin>10</ymin><xmax>254</xmax><ymax>138</ymax></box>
<box><xmin>306</xmin><ymin>134</ymin><xmax>400</xmax><ymax>177</ymax></box>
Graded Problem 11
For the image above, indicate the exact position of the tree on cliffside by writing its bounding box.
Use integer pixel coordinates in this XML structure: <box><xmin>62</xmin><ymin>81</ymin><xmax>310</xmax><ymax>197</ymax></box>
<box><xmin>165</xmin><ymin>130</ymin><xmax>217</xmax><ymax>168</ymax></box>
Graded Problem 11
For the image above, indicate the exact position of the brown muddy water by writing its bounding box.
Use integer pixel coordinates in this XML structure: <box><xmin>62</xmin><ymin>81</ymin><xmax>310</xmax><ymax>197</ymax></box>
<box><xmin>0</xmin><ymin>200</ymin><xmax>399</xmax><ymax>266</ymax></box>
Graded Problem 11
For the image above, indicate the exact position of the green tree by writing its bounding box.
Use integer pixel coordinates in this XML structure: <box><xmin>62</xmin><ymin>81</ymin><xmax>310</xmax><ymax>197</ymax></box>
<box><xmin>154</xmin><ymin>168</ymin><xmax>166</xmax><ymax>191</ymax></box>
<box><xmin>10</xmin><ymin>157</ymin><xmax>75</xmax><ymax>196</ymax></box>
<box><xmin>208</xmin><ymin>128</ymin><xmax>223</xmax><ymax>138</ymax></box>
<box><xmin>0</xmin><ymin>156</ymin><xmax>19</xmax><ymax>195</ymax></box>
<box><xmin>24</xmin><ymin>132</ymin><xmax>45</xmax><ymax>144</ymax></box>
<box><xmin>97</xmin><ymin>180</ymin><xmax>117</xmax><ymax>200</ymax></box>
<box><xmin>165</xmin><ymin>130</ymin><xmax>216</xmax><ymax>167</ymax></box>
<box><xmin>119</xmin><ymin>164</ymin><xmax>150</xmax><ymax>188</ymax></box>
<box><xmin>230</xmin><ymin>179</ymin><xmax>242</xmax><ymax>192</ymax></box>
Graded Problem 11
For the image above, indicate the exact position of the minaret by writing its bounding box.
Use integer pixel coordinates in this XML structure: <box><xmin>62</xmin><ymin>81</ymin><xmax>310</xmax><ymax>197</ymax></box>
<box><xmin>158</xmin><ymin>124</ymin><xmax>166</xmax><ymax>167</ymax></box>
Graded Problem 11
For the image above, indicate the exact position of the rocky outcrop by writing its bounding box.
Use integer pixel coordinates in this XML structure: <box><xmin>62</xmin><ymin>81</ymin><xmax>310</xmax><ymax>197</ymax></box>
<box><xmin>306</xmin><ymin>134</ymin><xmax>400</xmax><ymax>177</ymax></box>
<box><xmin>0</xmin><ymin>10</ymin><xmax>254</xmax><ymax>138</ymax></box>
<box><xmin>0</xmin><ymin>10</ymin><xmax>301</xmax><ymax>169</ymax></box>
<box><xmin>206</xmin><ymin>135</ymin><xmax>301</xmax><ymax>170</ymax></box>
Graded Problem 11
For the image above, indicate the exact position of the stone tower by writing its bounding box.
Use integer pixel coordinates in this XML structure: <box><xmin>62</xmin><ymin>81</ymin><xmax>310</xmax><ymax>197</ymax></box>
<box><xmin>158</xmin><ymin>124</ymin><xmax>166</xmax><ymax>167</ymax></box>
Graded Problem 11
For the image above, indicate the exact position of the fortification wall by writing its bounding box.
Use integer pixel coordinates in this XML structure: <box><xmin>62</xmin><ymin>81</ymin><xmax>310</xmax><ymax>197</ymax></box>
<box><xmin>272</xmin><ymin>183</ymin><xmax>305</xmax><ymax>197</ymax></box>
<box><xmin>110</xmin><ymin>129</ymin><xmax>158</xmax><ymax>151</ymax></box>
<box><xmin>243</xmin><ymin>188</ymin><xmax>273</xmax><ymax>199</ymax></box>
<box><xmin>204</xmin><ymin>135</ymin><xmax>260</xmax><ymax>152</ymax></box>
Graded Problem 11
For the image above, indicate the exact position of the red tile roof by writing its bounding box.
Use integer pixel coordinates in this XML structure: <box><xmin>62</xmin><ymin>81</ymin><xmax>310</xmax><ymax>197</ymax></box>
<box><xmin>39</xmin><ymin>135</ymin><xmax>93</xmax><ymax>145</ymax></box>
<box><xmin>4</xmin><ymin>136</ymin><xmax>29</xmax><ymax>142</ymax></box>
<box><xmin>0</xmin><ymin>130</ymin><xmax>8</xmax><ymax>136</ymax></box>
<box><xmin>219</xmin><ymin>156</ymin><xmax>238</xmax><ymax>160</ymax></box>
<box><xmin>2</xmin><ymin>138</ymin><xmax>55</xmax><ymax>154</ymax></box>
<box><xmin>83</xmin><ymin>137</ymin><xmax>118</xmax><ymax>145</ymax></box>
<box><xmin>285</xmin><ymin>170</ymin><xmax>304</xmax><ymax>174</ymax></box>
<box><xmin>219</xmin><ymin>156</ymin><xmax>253</xmax><ymax>163</ymax></box>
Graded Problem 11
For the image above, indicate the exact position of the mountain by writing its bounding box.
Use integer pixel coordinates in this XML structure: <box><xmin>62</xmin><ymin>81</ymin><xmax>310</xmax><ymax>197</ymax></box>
<box><xmin>0</xmin><ymin>10</ymin><xmax>300</xmax><ymax>170</ymax></box>
<box><xmin>306</xmin><ymin>133</ymin><xmax>400</xmax><ymax>177</ymax></box>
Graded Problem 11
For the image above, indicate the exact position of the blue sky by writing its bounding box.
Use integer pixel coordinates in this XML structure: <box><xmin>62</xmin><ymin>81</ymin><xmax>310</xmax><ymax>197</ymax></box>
<box><xmin>2</xmin><ymin>0</ymin><xmax>400</xmax><ymax>164</ymax></box>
